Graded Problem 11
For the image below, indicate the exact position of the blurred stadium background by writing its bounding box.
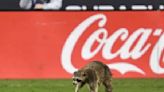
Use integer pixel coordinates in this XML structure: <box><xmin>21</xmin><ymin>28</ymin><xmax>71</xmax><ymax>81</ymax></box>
<box><xmin>0</xmin><ymin>0</ymin><xmax>164</xmax><ymax>10</ymax></box>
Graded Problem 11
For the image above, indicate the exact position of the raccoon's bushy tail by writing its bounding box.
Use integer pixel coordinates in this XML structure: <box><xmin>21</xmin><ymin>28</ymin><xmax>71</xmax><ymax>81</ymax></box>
<box><xmin>104</xmin><ymin>65</ymin><xmax>112</xmax><ymax>76</ymax></box>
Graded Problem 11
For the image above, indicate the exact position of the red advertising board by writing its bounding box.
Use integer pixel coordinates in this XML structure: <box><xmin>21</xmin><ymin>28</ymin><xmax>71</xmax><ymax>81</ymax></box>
<box><xmin>0</xmin><ymin>11</ymin><xmax>163</xmax><ymax>79</ymax></box>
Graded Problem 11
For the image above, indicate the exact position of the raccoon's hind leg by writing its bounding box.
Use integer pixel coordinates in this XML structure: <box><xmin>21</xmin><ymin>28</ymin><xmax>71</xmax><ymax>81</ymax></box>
<box><xmin>103</xmin><ymin>78</ymin><xmax>112</xmax><ymax>92</ymax></box>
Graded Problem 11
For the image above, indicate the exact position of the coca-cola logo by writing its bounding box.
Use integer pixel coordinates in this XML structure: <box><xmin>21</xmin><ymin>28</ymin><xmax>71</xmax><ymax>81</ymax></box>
<box><xmin>61</xmin><ymin>14</ymin><xmax>164</xmax><ymax>76</ymax></box>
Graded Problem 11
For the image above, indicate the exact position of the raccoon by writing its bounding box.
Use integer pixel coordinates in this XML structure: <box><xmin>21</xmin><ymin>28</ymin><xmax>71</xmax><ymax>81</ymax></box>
<box><xmin>72</xmin><ymin>61</ymin><xmax>112</xmax><ymax>92</ymax></box>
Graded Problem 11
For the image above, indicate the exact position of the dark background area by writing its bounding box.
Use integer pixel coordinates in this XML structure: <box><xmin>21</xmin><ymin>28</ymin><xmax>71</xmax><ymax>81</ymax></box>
<box><xmin>0</xmin><ymin>0</ymin><xmax>163</xmax><ymax>10</ymax></box>
<box><xmin>0</xmin><ymin>0</ymin><xmax>20</xmax><ymax>10</ymax></box>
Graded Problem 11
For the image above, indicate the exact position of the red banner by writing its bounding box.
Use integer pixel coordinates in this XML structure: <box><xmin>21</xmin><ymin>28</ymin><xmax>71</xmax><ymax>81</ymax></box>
<box><xmin>0</xmin><ymin>11</ymin><xmax>164</xmax><ymax>79</ymax></box>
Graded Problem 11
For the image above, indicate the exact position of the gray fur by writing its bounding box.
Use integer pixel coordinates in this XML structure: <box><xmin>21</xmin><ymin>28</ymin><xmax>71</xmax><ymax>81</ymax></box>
<box><xmin>72</xmin><ymin>61</ymin><xmax>112</xmax><ymax>92</ymax></box>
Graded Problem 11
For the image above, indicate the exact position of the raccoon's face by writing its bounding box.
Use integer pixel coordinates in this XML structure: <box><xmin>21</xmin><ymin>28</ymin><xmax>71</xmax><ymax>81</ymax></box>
<box><xmin>72</xmin><ymin>70</ymin><xmax>87</xmax><ymax>85</ymax></box>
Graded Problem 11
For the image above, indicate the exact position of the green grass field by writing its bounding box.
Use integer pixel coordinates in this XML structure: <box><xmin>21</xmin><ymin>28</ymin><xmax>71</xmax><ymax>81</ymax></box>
<box><xmin>0</xmin><ymin>79</ymin><xmax>163</xmax><ymax>92</ymax></box>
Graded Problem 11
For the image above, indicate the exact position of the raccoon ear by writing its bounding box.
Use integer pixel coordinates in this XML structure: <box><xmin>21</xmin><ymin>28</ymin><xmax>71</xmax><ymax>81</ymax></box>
<box><xmin>73</xmin><ymin>71</ymin><xmax>77</xmax><ymax>75</ymax></box>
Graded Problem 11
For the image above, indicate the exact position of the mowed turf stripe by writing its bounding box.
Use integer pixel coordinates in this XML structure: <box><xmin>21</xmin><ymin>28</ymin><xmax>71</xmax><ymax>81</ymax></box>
<box><xmin>0</xmin><ymin>79</ymin><xmax>163</xmax><ymax>92</ymax></box>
